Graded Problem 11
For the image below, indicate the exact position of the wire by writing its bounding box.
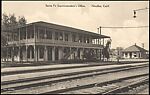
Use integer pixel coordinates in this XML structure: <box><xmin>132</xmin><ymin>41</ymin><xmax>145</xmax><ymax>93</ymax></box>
<box><xmin>101</xmin><ymin>26</ymin><xmax>149</xmax><ymax>29</ymax></box>
<box><xmin>134</xmin><ymin>7</ymin><xmax>149</xmax><ymax>12</ymax></box>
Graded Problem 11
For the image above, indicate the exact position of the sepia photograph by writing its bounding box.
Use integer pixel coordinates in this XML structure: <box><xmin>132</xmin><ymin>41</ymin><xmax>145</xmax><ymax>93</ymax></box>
<box><xmin>1</xmin><ymin>1</ymin><xmax>149</xmax><ymax>94</ymax></box>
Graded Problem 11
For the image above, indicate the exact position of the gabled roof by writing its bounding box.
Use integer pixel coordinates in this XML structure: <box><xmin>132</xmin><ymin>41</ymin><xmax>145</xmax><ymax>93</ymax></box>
<box><xmin>123</xmin><ymin>44</ymin><xmax>148</xmax><ymax>52</ymax></box>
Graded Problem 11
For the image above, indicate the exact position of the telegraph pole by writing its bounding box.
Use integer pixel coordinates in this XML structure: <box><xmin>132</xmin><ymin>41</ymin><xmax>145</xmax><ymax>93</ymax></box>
<box><xmin>99</xmin><ymin>26</ymin><xmax>104</xmax><ymax>61</ymax></box>
<box><xmin>99</xmin><ymin>26</ymin><xmax>101</xmax><ymax>45</ymax></box>
<box><xmin>98</xmin><ymin>26</ymin><xmax>102</xmax><ymax>61</ymax></box>
<box><xmin>97</xmin><ymin>28</ymin><xmax>99</xmax><ymax>44</ymax></box>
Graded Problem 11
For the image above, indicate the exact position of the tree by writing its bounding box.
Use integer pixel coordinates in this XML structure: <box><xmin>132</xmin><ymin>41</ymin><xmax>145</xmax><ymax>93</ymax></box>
<box><xmin>2</xmin><ymin>13</ymin><xmax>10</xmax><ymax>28</ymax></box>
<box><xmin>1</xmin><ymin>13</ymin><xmax>27</xmax><ymax>61</ymax></box>
<box><xmin>18</xmin><ymin>16</ymin><xmax>27</xmax><ymax>26</ymax></box>
<box><xmin>2</xmin><ymin>13</ymin><xmax>27</xmax><ymax>46</ymax></box>
<box><xmin>2</xmin><ymin>13</ymin><xmax>27</xmax><ymax>29</ymax></box>
<box><xmin>9</xmin><ymin>13</ymin><xmax>18</xmax><ymax>27</ymax></box>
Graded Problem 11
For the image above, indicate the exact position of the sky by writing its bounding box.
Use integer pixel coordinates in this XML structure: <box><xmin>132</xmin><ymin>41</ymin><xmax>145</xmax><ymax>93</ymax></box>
<box><xmin>2</xmin><ymin>1</ymin><xmax>149</xmax><ymax>50</ymax></box>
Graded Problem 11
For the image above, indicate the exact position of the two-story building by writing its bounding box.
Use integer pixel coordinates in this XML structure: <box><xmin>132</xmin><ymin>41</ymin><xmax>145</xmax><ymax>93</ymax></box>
<box><xmin>1</xmin><ymin>21</ymin><xmax>110</xmax><ymax>63</ymax></box>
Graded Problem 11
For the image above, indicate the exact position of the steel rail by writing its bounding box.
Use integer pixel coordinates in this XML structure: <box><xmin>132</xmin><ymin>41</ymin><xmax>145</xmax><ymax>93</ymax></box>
<box><xmin>43</xmin><ymin>73</ymin><xmax>149</xmax><ymax>94</ymax></box>
<box><xmin>103</xmin><ymin>78</ymin><xmax>149</xmax><ymax>94</ymax></box>
<box><xmin>2</xmin><ymin>61</ymin><xmax>149</xmax><ymax>76</ymax></box>
<box><xmin>1</xmin><ymin>64</ymin><xmax>148</xmax><ymax>93</ymax></box>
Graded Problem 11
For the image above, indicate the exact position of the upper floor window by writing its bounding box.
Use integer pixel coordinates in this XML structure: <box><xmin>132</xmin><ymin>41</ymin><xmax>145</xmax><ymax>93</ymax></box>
<box><xmin>46</xmin><ymin>30</ymin><xmax>52</xmax><ymax>39</ymax></box>
<box><xmin>55</xmin><ymin>32</ymin><xmax>58</xmax><ymax>40</ymax></box>
<box><xmin>83</xmin><ymin>36</ymin><xmax>86</xmax><ymax>43</ymax></box>
<box><xmin>79</xmin><ymin>34</ymin><xmax>82</xmax><ymax>43</ymax></box>
<box><xmin>7</xmin><ymin>34</ymin><xmax>11</xmax><ymax>41</ymax></box>
<box><xmin>20</xmin><ymin>27</ymin><xmax>26</xmax><ymax>40</ymax></box>
<box><xmin>13</xmin><ymin>29</ymin><xmax>19</xmax><ymax>41</ymax></box>
<box><xmin>39</xmin><ymin>28</ymin><xmax>45</xmax><ymax>39</ymax></box>
<box><xmin>92</xmin><ymin>39</ymin><xmax>95</xmax><ymax>44</ymax></box>
<box><xmin>87</xmin><ymin>37</ymin><xmax>90</xmax><ymax>43</ymax></box>
<box><xmin>72</xmin><ymin>33</ymin><xmax>76</xmax><ymax>42</ymax></box>
<box><xmin>65</xmin><ymin>33</ymin><xmax>69</xmax><ymax>41</ymax></box>
<box><xmin>13</xmin><ymin>32</ymin><xmax>18</xmax><ymax>41</ymax></box>
<box><xmin>59</xmin><ymin>32</ymin><xmax>63</xmax><ymax>40</ymax></box>
<box><xmin>27</xmin><ymin>26</ymin><xmax>34</xmax><ymax>39</ymax></box>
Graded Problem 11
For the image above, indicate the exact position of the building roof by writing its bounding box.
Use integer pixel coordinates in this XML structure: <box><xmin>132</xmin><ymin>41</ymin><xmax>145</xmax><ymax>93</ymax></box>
<box><xmin>123</xmin><ymin>44</ymin><xmax>148</xmax><ymax>52</ymax></box>
<box><xmin>2</xmin><ymin>21</ymin><xmax>110</xmax><ymax>39</ymax></box>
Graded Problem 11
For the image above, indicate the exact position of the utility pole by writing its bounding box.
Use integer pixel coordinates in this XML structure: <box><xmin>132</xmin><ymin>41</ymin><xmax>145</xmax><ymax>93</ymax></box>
<box><xmin>98</xmin><ymin>27</ymin><xmax>102</xmax><ymax>61</ymax></box>
<box><xmin>142</xmin><ymin>43</ymin><xmax>144</xmax><ymax>49</ymax></box>
<box><xmin>97</xmin><ymin>28</ymin><xmax>99</xmax><ymax>44</ymax></box>
<box><xmin>117</xmin><ymin>49</ymin><xmax>119</xmax><ymax>63</ymax></box>
<box><xmin>99</xmin><ymin>26</ymin><xmax>101</xmax><ymax>45</ymax></box>
<box><xmin>99</xmin><ymin>26</ymin><xmax>104</xmax><ymax>61</ymax></box>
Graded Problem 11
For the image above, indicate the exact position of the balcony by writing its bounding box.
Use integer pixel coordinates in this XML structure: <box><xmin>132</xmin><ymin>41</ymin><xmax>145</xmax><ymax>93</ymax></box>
<box><xmin>36</xmin><ymin>39</ymin><xmax>103</xmax><ymax>49</ymax></box>
<box><xmin>8</xmin><ymin>39</ymin><xmax>103</xmax><ymax>49</ymax></box>
<box><xmin>8</xmin><ymin>38</ymin><xmax>35</xmax><ymax>46</ymax></box>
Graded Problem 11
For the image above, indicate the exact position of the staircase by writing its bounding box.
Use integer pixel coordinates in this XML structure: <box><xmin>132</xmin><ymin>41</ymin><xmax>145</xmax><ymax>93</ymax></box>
<box><xmin>62</xmin><ymin>49</ymin><xmax>76</xmax><ymax>60</ymax></box>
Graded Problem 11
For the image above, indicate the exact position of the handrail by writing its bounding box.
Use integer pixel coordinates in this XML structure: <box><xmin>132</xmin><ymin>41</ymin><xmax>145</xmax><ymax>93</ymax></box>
<box><xmin>7</xmin><ymin>39</ymin><xmax>103</xmax><ymax>48</ymax></box>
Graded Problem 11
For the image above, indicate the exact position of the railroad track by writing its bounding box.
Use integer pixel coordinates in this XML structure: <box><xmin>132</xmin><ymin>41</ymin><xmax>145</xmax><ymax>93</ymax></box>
<box><xmin>1</xmin><ymin>65</ymin><xmax>136</xmax><ymax>85</ymax></box>
<box><xmin>1</xmin><ymin>63</ymin><xmax>112</xmax><ymax>76</ymax></box>
<box><xmin>2</xmin><ymin>61</ymin><xmax>149</xmax><ymax>76</ymax></box>
<box><xmin>44</xmin><ymin>73</ymin><xmax>149</xmax><ymax>94</ymax></box>
<box><xmin>1</xmin><ymin>63</ymin><xmax>148</xmax><ymax>94</ymax></box>
<box><xmin>103</xmin><ymin>77</ymin><xmax>149</xmax><ymax>94</ymax></box>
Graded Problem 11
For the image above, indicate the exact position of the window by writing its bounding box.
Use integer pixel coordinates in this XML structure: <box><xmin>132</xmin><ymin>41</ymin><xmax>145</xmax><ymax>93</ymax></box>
<box><xmin>14</xmin><ymin>48</ymin><xmax>18</xmax><ymax>56</ymax></box>
<box><xmin>27</xmin><ymin>46</ymin><xmax>34</xmax><ymax>58</ymax></box>
<box><xmin>32</xmin><ymin>48</ymin><xmax>34</xmax><ymax>58</ymax></box>
<box><xmin>47</xmin><ymin>47</ymin><xmax>52</xmax><ymax>61</ymax></box>
<box><xmin>20</xmin><ymin>31</ymin><xmax>23</xmax><ymax>40</ymax></box>
<box><xmin>46</xmin><ymin>30</ymin><xmax>52</xmax><ymax>39</ymax></box>
<box><xmin>134</xmin><ymin>54</ymin><xmax>136</xmax><ymax>57</ymax></box>
<box><xmin>39</xmin><ymin>47</ymin><xmax>44</xmax><ymax>58</ymax></box>
<box><xmin>83</xmin><ymin>36</ymin><xmax>86</xmax><ymax>43</ymax></box>
<box><xmin>27</xmin><ymin>48</ymin><xmax>30</xmax><ymax>58</ymax></box>
<box><xmin>133</xmin><ymin>52</ymin><xmax>136</xmax><ymax>57</ymax></box>
<box><xmin>27</xmin><ymin>28</ymin><xmax>30</xmax><ymax>39</ymax></box>
<box><xmin>39</xmin><ymin>28</ymin><xmax>45</xmax><ymax>39</ymax></box>
<box><xmin>72</xmin><ymin>33</ymin><xmax>76</xmax><ymax>42</ymax></box>
<box><xmin>8</xmin><ymin>48</ymin><xmax>11</xmax><ymax>57</ymax></box>
<box><xmin>14</xmin><ymin>32</ymin><xmax>18</xmax><ymax>41</ymax></box>
<box><xmin>79</xmin><ymin>35</ymin><xmax>82</xmax><ymax>43</ymax></box>
<box><xmin>59</xmin><ymin>32</ymin><xmax>63</xmax><ymax>40</ymax></box>
<box><xmin>87</xmin><ymin>37</ymin><xmax>90</xmax><ymax>43</ymax></box>
<box><xmin>20</xmin><ymin>28</ymin><xmax>26</xmax><ymax>40</ymax></box>
<box><xmin>125</xmin><ymin>53</ymin><xmax>128</xmax><ymax>57</ymax></box>
<box><xmin>23</xmin><ymin>28</ymin><xmax>26</xmax><ymax>39</ymax></box>
<box><xmin>55</xmin><ymin>32</ymin><xmax>58</xmax><ymax>40</ymax></box>
<box><xmin>31</xmin><ymin>31</ymin><xmax>34</xmax><ymax>38</ymax></box>
<box><xmin>27</xmin><ymin>26</ymin><xmax>34</xmax><ymax>39</ymax></box>
<box><xmin>65</xmin><ymin>33</ymin><xmax>68</xmax><ymax>41</ymax></box>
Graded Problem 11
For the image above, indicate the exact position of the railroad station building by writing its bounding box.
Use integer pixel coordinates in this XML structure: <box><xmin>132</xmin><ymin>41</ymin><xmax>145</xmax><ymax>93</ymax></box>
<box><xmin>1</xmin><ymin>21</ymin><xmax>110</xmax><ymax>62</ymax></box>
<box><xmin>122</xmin><ymin>44</ymin><xmax>149</xmax><ymax>59</ymax></box>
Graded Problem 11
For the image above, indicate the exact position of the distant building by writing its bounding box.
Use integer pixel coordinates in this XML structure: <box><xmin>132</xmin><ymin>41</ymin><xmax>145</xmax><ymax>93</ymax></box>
<box><xmin>122</xmin><ymin>44</ymin><xmax>148</xmax><ymax>59</ymax></box>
